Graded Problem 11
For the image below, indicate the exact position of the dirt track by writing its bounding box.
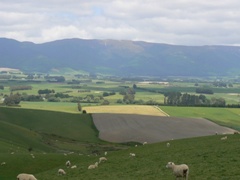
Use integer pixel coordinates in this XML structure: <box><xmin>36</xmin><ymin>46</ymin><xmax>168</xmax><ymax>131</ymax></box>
<box><xmin>92</xmin><ymin>114</ymin><xmax>235</xmax><ymax>143</ymax></box>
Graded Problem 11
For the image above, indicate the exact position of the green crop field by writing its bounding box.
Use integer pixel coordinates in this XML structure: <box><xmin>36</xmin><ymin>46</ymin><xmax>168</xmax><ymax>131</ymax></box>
<box><xmin>160</xmin><ymin>106</ymin><xmax>240</xmax><ymax>130</ymax></box>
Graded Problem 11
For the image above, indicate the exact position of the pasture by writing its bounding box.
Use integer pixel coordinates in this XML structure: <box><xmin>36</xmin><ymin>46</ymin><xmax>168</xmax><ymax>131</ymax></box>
<box><xmin>1</xmin><ymin>74</ymin><xmax>240</xmax><ymax>106</ymax></box>
<box><xmin>1</xmin><ymin>134</ymin><xmax>240</xmax><ymax>179</ymax></box>
<box><xmin>160</xmin><ymin>106</ymin><xmax>240</xmax><ymax>130</ymax></box>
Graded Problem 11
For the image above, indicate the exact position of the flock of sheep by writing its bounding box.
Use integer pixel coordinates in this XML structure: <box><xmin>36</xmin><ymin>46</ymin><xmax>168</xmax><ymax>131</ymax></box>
<box><xmin>12</xmin><ymin>141</ymin><xmax>189</xmax><ymax>180</ymax></box>
<box><xmin>11</xmin><ymin>133</ymin><xmax>236</xmax><ymax>180</ymax></box>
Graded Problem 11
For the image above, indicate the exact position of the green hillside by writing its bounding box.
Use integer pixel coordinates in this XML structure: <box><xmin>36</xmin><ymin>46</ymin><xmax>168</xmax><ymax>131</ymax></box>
<box><xmin>1</xmin><ymin>106</ymin><xmax>240</xmax><ymax>179</ymax></box>
<box><xmin>0</xmin><ymin>107</ymin><xmax>109</xmax><ymax>154</ymax></box>
<box><xmin>1</xmin><ymin>134</ymin><xmax>240</xmax><ymax>179</ymax></box>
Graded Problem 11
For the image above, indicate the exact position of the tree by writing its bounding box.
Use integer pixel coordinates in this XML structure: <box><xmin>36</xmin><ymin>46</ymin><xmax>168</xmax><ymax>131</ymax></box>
<box><xmin>77</xmin><ymin>102</ymin><xmax>82</xmax><ymax>111</ymax></box>
<box><xmin>101</xmin><ymin>100</ymin><xmax>110</xmax><ymax>105</ymax></box>
<box><xmin>4</xmin><ymin>93</ymin><xmax>21</xmax><ymax>106</ymax></box>
<box><xmin>123</xmin><ymin>93</ymin><xmax>135</xmax><ymax>104</ymax></box>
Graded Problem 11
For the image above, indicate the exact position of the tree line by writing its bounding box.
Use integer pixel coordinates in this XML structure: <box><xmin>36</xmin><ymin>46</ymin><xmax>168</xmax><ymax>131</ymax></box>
<box><xmin>164</xmin><ymin>92</ymin><xmax>226</xmax><ymax>107</ymax></box>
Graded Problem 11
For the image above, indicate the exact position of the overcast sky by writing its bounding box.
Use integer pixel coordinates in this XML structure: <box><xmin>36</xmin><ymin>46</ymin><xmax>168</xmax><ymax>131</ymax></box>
<box><xmin>1</xmin><ymin>0</ymin><xmax>240</xmax><ymax>46</ymax></box>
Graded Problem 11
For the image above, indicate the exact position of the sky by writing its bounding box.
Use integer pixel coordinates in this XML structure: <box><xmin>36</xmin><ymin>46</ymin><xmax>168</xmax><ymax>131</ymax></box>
<box><xmin>1</xmin><ymin>0</ymin><xmax>240</xmax><ymax>46</ymax></box>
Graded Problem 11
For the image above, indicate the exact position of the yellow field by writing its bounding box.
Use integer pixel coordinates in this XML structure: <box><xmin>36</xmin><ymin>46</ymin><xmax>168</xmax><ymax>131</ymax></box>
<box><xmin>84</xmin><ymin>105</ymin><xmax>167</xmax><ymax>116</ymax></box>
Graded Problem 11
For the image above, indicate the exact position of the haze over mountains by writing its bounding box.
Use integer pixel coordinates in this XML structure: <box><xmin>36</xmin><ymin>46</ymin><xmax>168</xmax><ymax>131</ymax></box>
<box><xmin>1</xmin><ymin>38</ymin><xmax>240</xmax><ymax>77</ymax></box>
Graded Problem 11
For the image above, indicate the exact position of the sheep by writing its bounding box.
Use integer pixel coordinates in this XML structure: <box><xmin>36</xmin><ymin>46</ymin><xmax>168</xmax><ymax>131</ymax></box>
<box><xmin>17</xmin><ymin>173</ymin><xmax>37</xmax><ymax>180</ymax></box>
<box><xmin>221</xmin><ymin>136</ymin><xmax>227</xmax><ymax>140</ymax></box>
<box><xmin>1</xmin><ymin>162</ymin><xmax>6</xmax><ymax>165</ymax></box>
<box><xmin>88</xmin><ymin>162</ymin><xmax>98</xmax><ymax>169</ymax></box>
<box><xmin>58</xmin><ymin>168</ymin><xmax>66</xmax><ymax>175</ymax></box>
<box><xmin>66</xmin><ymin>160</ymin><xmax>71</xmax><ymax>168</ymax></box>
<box><xmin>99</xmin><ymin>157</ymin><xmax>107</xmax><ymax>163</ymax></box>
<box><xmin>143</xmin><ymin>142</ymin><xmax>148</xmax><ymax>145</ymax></box>
<box><xmin>71</xmin><ymin>165</ymin><xmax>77</xmax><ymax>169</ymax></box>
<box><xmin>167</xmin><ymin>142</ymin><xmax>170</xmax><ymax>147</ymax></box>
<box><xmin>129</xmin><ymin>153</ymin><xmax>136</xmax><ymax>157</ymax></box>
<box><xmin>166</xmin><ymin>162</ymin><xmax>189</xmax><ymax>180</ymax></box>
<box><xmin>104</xmin><ymin>151</ymin><xmax>108</xmax><ymax>156</ymax></box>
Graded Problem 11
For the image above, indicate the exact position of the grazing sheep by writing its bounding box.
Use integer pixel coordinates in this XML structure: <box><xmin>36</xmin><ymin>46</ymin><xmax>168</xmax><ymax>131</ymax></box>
<box><xmin>17</xmin><ymin>173</ymin><xmax>37</xmax><ymax>180</ymax></box>
<box><xmin>58</xmin><ymin>168</ymin><xmax>66</xmax><ymax>175</ymax></box>
<box><xmin>71</xmin><ymin>165</ymin><xmax>77</xmax><ymax>169</ymax></box>
<box><xmin>221</xmin><ymin>136</ymin><xmax>227</xmax><ymax>140</ymax></box>
<box><xmin>166</xmin><ymin>162</ymin><xmax>189</xmax><ymax>180</ymax></box>
<box><xmin>104</xmin><ymin>151</ymin><xmax>108</xmax><ymax>156</ymax></box>
<box><xmin>135</xmin><ymin>144</ymin><xmax>138</xmax><ymax>147</ymax></box>
<box><xmin>167</xmin><ymin>142</ymin><xmax>170</xmax><ymax>147</ymax></box>
<box><xmin>1</xmin><ymin>162</ymin><xmax>6</xmax><ymax>165</ymax></box>
<box><xmin>88</xmin><ymin>162</ymin><xmax>98</xmax><ymax>169</ymax></box>
<box><xmin>66</xmin><ymin>160</ymin><xmax>71</xmax><ymax>167</ymax></box>
<box><xmin>143</xmin><ymin>142</ymin><xmax>148</xmax><ymax>145</ymax></box>
<box><xmin>99</xmin><ymin>157</ymin><xmax>107</xmax><ymax>163</ymax></box>
<box><xmin>129</xmin><ymin>153</ymin><xmax>136</xmax><ymax>157</ymax></box>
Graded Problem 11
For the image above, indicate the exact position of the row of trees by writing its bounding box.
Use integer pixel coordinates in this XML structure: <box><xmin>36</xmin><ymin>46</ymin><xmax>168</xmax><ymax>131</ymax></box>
<box><xmin>164</xmin><ymin>92</ymin><xmax>226</xmax><ymax>107</ymax></box>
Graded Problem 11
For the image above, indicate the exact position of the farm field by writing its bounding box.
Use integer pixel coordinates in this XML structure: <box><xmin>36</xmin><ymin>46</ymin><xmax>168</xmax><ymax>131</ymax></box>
<box><xmin>92</xmin><ymin>113</ymin><xmax>235</xmax><ymax>143</ymax></box>
<box><xmin>160</xmin><ymin>106</ymin><xmax>240</xmax><ymax>130</ymax></box>
<box><xmin>83</xmin><ymin>105</ymin><xmax>167</xmax><ymax>116</ymax></box>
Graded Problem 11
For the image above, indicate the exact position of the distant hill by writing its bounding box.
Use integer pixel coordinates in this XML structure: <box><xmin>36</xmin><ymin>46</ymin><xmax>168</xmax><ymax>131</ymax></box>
<box><xmin>1</xmin><ymin>37</ymin><xmax>240</xmax><ymax>77</ymax></box>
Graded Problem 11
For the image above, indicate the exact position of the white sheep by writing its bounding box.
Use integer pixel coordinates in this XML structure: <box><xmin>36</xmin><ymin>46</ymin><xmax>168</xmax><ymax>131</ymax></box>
<box><xmin>221</xmin><ymin>136</ymin><xmax>227</xmax><ymax>140</ymax></box>
<box><xmin>167</xmin><ymin>142</ymin><xmax>170</xmax><ymax>147</ymax></box>
<box><xmin>71</xmin><ymin>165</ymin><xmax>77</xmax><ymax>169</ymax></box>
<box><xmin>166</xmin><ymin>162</ymin><xmax>189</xmax><ymax>180</ymax></box>
<box><xmin>99</xmin><ymin>157</ymin><xmax>107</xmax><ymax>163</ymax></box>
<box><xmin>88</xmin><ymin>162</ymin><xmax>98</xmax><ymax>169</ymax></box>
<box><xmin>66</xmin><ymin>160</ymin><xmax>71</xmax><ymax>167</ymax></box>
<box><xmin>1</xmin><ymin>162</ymin><xmax>6</xmax><ymax>165</ymax></box>
<box><xmin>104</xmin><ymin>151</ymin><xmax>108</xmax><ymax>156</ymax></box>
<box><xmin>58</xmin><ymin>168</ymin><xmax>66</xmax><ymax>175</ymax></box>
<box><xmin>129</xmin><ymin>153</ymin><xmax>136</xmax><ymax>157</ymax></box>
<box><xmin>17</xmin><ymin>173</ymin><xmax>37</xmax><ymax>180</ymax></box>
<box><xmin>143</xmin><ymin>142</ymin><xmax>148</xmax><ymax>145</ymax></box>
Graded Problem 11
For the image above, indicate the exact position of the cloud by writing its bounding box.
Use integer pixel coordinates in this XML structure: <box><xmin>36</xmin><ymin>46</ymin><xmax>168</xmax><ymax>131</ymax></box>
<box><xmin>0</xmin><ymin>0</ymin><xmax>240</xmax><ymax>45</ymax></box>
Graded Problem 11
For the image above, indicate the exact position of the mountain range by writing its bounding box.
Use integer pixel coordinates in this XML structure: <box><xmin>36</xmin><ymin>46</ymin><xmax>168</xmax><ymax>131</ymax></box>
<box><xmin>1</xmin><ymin>37</ymin><xmax>240</xmax><ymax>77</ymax></box>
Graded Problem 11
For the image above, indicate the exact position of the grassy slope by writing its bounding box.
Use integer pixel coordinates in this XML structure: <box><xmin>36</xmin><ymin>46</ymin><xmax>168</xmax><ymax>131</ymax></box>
<box><xmin>1</xmin><ymin>106</ymin><xmax>240</xmax><ymax>179</ymax></box>
<box><xmin>1</xmin><ymin>134</ymin><xmax>240</xmax><ymax>179</ymax></box>
<box><xmin>0</xmin><ymin>107</ymin><xmax>101</xmax><ymax>155</ymax></box>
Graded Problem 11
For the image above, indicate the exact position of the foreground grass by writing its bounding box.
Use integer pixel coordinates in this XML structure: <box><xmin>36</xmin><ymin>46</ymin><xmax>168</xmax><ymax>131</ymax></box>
<box><xmin>1</xmin><ymin>134</ymin><xmax>240</xmax><ymax>179</ymax></box>
<box><xmin>160</xmin><ymin>106</ymin><xmax>240</xmax><ymax>130</ymax></box>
